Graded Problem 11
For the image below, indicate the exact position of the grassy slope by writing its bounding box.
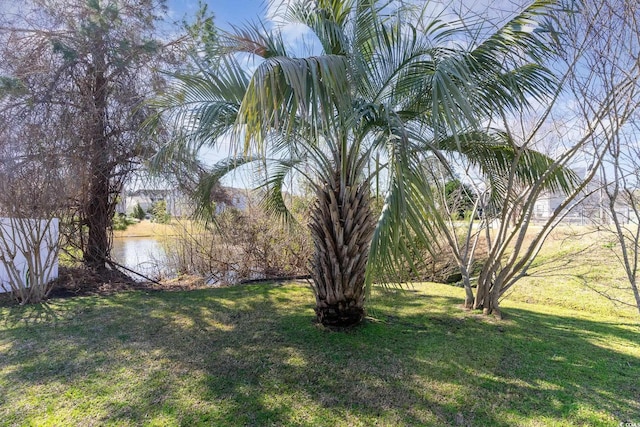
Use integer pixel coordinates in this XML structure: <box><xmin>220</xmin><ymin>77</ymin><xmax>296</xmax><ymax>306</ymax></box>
<box><xmin>506</xmin><ymin>226</ymin><xmax>640</xmax><ymax>317</ymax></box>
<box><xmin>0</xmin><ymin>281</ymin><xmax>638</xmax><ymax>426</ymax></box>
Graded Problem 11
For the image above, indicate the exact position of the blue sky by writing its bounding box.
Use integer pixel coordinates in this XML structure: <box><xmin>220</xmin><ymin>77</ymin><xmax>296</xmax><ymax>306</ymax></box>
<box><xmin>168</xmin><ymin>0</ymin><xmax>267</xmax><ymax>30</ymax></box>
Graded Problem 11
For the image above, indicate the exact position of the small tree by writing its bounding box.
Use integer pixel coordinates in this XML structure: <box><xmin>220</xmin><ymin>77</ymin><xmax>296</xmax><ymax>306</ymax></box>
<box><xmin>0</xmin><ymin>217</ymin><xmax>59</xmax><ymax>304</ymax></box>
<box><xmin>154</xmin><ymin>0</ymin><xmax>562</xmax><ymax>327</ymax></box>
<box><xmin>423</xmin><ymin>0</ymin><xmax>640</xmax><ymax>317</ymax></box>
<box><xmin>0</xmin><ymin>156</ymin><xmax>62</xmax><ymax>304</ymax></box>
<box><xmin>0</xmin><ymin>0</ymin><xmax>192</xmax><ymax>270</ymax></box>
<box><xmin>600</xmin><ymin>127</ymin><xmax>640</xmax><ymax>314</ymax></box>
<box><xmin>589</xmin><ymin>0</ymin><xmax>640</xmax><ymax>316</ymax></box>
<box><xmin>151</xmin><ymin>200</ymin><xmax>170</xmax><ymax>224</ymax></box>
<box><xmin>132</xmin><ymin>203</ymin><xmax>146</xmax><ymax>220</ymax></box>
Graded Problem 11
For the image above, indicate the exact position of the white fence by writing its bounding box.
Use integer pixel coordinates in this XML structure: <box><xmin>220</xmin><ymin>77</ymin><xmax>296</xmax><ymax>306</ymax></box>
<box><xmin>0</xmin><ymin>217</ymin><xmax>59</xmax><ymax>294</ymax></box>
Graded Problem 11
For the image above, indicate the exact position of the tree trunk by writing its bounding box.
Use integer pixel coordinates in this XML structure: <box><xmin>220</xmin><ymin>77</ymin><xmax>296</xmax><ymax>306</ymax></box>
<box><xmin>82</xmin><ymin>61</ymin><xmax>113</xmax><ymax>270</ymax></box>
<box><xmin>473</xmin><ymin>264</ymin><xmax>503</xmax><ymax>318</ymax></box>
<box><xmin>84</xmin><ymin>168</ymin><xmax>112</xmax><ymax>270</ymax></box>
<box><xmin>481</xmin><ymin>289</ymin><xmax>502</xmax><ymax>319</ymax></box>
<box><xmin>631</xmin><ymin>278</ymin><xmax>640</xmax><ymax>316</ymax></box>
<box><xmin>463</xmin><ymin>282</ymin><xmax>475</xmax><ymax>309</ymax></box>
<box><xmin>309</xmin><ymin>173</ymin><xmax>376</xmax><ymax>327</ymax></box>
<box><xmin>473</xmin><ymin>270</ymin><xmax>488</xmax><ymax>310</ymax></box>
<box><xmin>460</xmin><ymin>266</ymin><xmax>475</xmax><ymax>308</ymax></box>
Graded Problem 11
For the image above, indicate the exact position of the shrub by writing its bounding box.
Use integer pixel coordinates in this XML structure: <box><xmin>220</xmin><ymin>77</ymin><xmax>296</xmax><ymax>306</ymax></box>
<box><xmin>112</xmin><ymin>213</ymin><xmax>136</xmax><ymax>231</ymax></box>
<box><xmin>151</xmin><ymin>200</ymin><xmax>171</xmax><ymax>224</ymax></box>
<box><xmin>163</xmin><ymin>197</ymin><xmax>312</xmax><ymax>285</ymax></box>
<box><xmin>132</xmin><ymin>203</ymin><xmax>146</xmax><ymax>220</ymax></box>
<box><xmin>0</xmin><ymin>217</ymin><xmax>59</xmax><ymax>304</ymax></box>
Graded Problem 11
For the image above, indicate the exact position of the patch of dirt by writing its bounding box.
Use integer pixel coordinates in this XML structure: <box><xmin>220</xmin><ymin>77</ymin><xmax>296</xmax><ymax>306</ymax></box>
<box><xmin>48</xmin><ymin>267</ymin><xmax>210</xmax><ymax>299</ymax></box>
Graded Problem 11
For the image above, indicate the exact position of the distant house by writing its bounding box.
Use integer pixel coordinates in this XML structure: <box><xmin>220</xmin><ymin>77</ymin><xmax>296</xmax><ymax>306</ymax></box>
<box><xmin>533</xmin><ymin>191</ymin><xmax>569</xmax><ymax>221</ymax></box>
<box><xmin>117</xmin><ymin>186</ymin><xmax>254</xmax><ymax>218</ymax></box>
<box><xmin>532</xmin><ymin>168</ymin><xmax>637</xmax><ymax>225</ymax></box>
<box><xmin>212</xmin><ymin>187</ymin><xmax>252</xmax><ymax>214</ymax></box>
<box><xmin>118</xmin><ymin>188</ymin><xmax>192</xmax><ymax>218</ymax></box>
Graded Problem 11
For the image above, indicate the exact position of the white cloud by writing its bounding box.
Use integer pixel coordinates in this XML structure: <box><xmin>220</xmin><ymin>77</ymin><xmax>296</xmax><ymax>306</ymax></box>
<box><xmin>265</xmin><ymin>0</ymin><xmax>291</xmax><ymax>22</ymax></box>
<box><xmin>263</xmin><ymin>0</ymin><xmax>319</xmax><ymax>56</ymax></box>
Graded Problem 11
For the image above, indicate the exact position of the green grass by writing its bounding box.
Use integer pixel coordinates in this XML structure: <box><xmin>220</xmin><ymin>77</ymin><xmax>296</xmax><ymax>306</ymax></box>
<box><xmin>506</xmin><ymin>226</ymin><xmax>640</xmax><ymax>317</ymax></box>
<box><xmin>1</xmin><ymin>281</ymin><xmax>638</xmax><ymax>426</ymax></box>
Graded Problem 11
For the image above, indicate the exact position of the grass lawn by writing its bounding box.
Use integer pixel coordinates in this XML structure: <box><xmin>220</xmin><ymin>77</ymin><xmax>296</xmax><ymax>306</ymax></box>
<box><xmin>0</xmin><ymin>280</ymin><xmax>638</xmax><ymax>426</ymax></box>
<box><xmin>113</xmin><ymin>220</ymin><xmax>178</xmax><ymax>238</ymax></box>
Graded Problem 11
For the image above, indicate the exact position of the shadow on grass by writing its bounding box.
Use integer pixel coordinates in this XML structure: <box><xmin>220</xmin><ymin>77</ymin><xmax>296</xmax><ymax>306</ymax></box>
<box><xmin>0</xmin><ymin>283</ymin><xmax>638</xmax><ymax>426</ymax></box>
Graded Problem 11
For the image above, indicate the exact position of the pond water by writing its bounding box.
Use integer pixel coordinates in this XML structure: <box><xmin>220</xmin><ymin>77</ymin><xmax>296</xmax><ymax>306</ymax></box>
<box><xmin>111</xmin><ymin>237</ymin><xmax>170</xmax><ymax>280</ymax></box>
<box><xmin>110</xmin><ymin>237</ymin><xmax>266</xmax><ymax>285</ymax></box>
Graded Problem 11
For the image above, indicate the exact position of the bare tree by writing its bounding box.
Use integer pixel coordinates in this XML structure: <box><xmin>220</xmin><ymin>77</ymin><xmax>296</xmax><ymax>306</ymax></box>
<box><xmin>600</xmin><ymin>135</ymin><xmax>640</xmax><ymax>311</ymax></box>
<box><xmin>0</xmin><ymin>0</ymin><xmax>190</xmax><ymax>271</ymax></box>
<box><xmin>0</xmin><ymin>153</ymin><xmax>65</xmax><ymax>303</ymax></box>
<box><xmin>600</xmin><ymin>125</ymin><xmax>640</xmax><ymax>314</ymax></box>
<box><xmin>583</xmin><ymin>0</ymin><xmax>640</xmax><ymax>315</ymax></box>
<box><xmin>425</xmin><ymin>0</ymin><xmax>640</xmax><ymax>317</ymax></box>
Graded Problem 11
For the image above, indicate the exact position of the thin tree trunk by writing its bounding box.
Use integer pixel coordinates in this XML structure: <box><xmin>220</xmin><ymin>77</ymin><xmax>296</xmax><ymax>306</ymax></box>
<box><xmin>474</xmin><ymin>267</ymin><xmax>489</xmax><ymax>310</ymax></box>
<box><xmin>484</xmin><ymin>288</ymin><xmax>503</xmax><ymax>319</ymax></box>
<box><xmin>461</xmin><ymin>267</ymin><xmax>475</xmax><ymax>309</ymax></box>
<box><xmin>631</xmin><ymin>281</ymin><xmax>640</xmax><ymax>316</ymax></box>
<box><xmin>309</xmin><ymin>172</ymin><xmax>375</xmax><ymax>327</ymax></box>
<box><xmin>473</xmin><ymin>260</ymin><xmax>504</xmax><ymax>317</ymax></box>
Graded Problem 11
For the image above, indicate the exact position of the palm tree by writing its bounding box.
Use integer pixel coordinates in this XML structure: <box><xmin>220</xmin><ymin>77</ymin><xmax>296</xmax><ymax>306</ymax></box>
<box><xmin>153</xmin><ymin>0</ymin><xmax>569</xmax><ymax>326</ymax></box>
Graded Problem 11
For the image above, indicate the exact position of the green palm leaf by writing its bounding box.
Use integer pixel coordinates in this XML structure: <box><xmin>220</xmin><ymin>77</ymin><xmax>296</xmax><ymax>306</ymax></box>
<box><xmin>433</xmin><ymin>130</ymin><xmax>579</xmax><ymax>195</ymax></box>
<box><xmin>151</xmin><ymin>0</ymin><xmax>562</xmax><ymax>326</ymax></box>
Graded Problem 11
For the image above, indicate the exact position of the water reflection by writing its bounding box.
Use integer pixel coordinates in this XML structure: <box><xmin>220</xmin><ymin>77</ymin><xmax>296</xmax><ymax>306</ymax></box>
<box><xmin>111</xmin><ymin>237</ymin><xmax>169</xmax><ymax>280</ymax></box>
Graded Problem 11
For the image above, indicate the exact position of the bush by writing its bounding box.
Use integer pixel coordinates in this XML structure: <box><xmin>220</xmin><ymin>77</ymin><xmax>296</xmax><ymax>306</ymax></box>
<box><xmin>151</xmin><ymin>200</ymin><xmax>171</xmax><ymax>224</ymax></box>
<box><xmin>113</xmin><ymin>213</ymin><xmax>136</xmax><ymax>231</ymax></box>
<box><xmin>163</xmin><ymin>197</ymin><xmax>312</xmax><ymax>285</ymax></box>
<box><xmin>132</xmin><ymin>203</ymin><xmax>146</xmax><ymax>220</ymax></box>
<box><xmin>0</xmin><ymin>217</ymin><xmax>59</xmax><ymax>304</ymax></box>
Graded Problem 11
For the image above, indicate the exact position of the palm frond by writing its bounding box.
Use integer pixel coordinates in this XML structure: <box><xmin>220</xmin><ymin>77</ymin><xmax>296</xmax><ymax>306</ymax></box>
<box><xmin>238</xmin><ymin>54</ymin><xmax>351</xmax><ymax>153</ymax></box>
<box><xmin>259</xmin><ymin>158</ymin><xmax>302</xmax><ymax>225</ymax></box>
<box><xmin>465</xmin><ymin>0</ymin><xmax>557</xmax><ymax>62</ymax></box>
<box><xmin>366</xmin><ymin>153</ymin><xmax>439</xmax><ymax>287</ymax></box>
<box><xmin>463</xmin><ymin>0</ymin><xmax>559</xmax><ymax>113</ymax></box>
<box><xmin>147</xmin><ymin>55</ymin><xmax>249</xmax><ymax>164</ymax></box>
<box><xmin>193</xmin><ymin>155</ymin><xmax>258</xmax><ymax>221</ymax></box>
<box><xmin>219</xmin><ymin>22</ymin><xmax>288</xmax><ymax>58</ymax></box>
<box><xmin>284</xmin><ymin>0</ymin><xmax>352</xmax><ymax>55</ymax></box>
<box><xmin>433</xmin><ymin>130</ymin><xmax>579</xmax><ymax>195</ymax></box>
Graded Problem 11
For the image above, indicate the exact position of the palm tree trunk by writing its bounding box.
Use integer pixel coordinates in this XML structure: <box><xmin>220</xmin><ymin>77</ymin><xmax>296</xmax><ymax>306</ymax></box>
<box><xmin>309</xmin><ymin>173</ymin><xmax>376</xmax><ymax>327</ymax></box>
